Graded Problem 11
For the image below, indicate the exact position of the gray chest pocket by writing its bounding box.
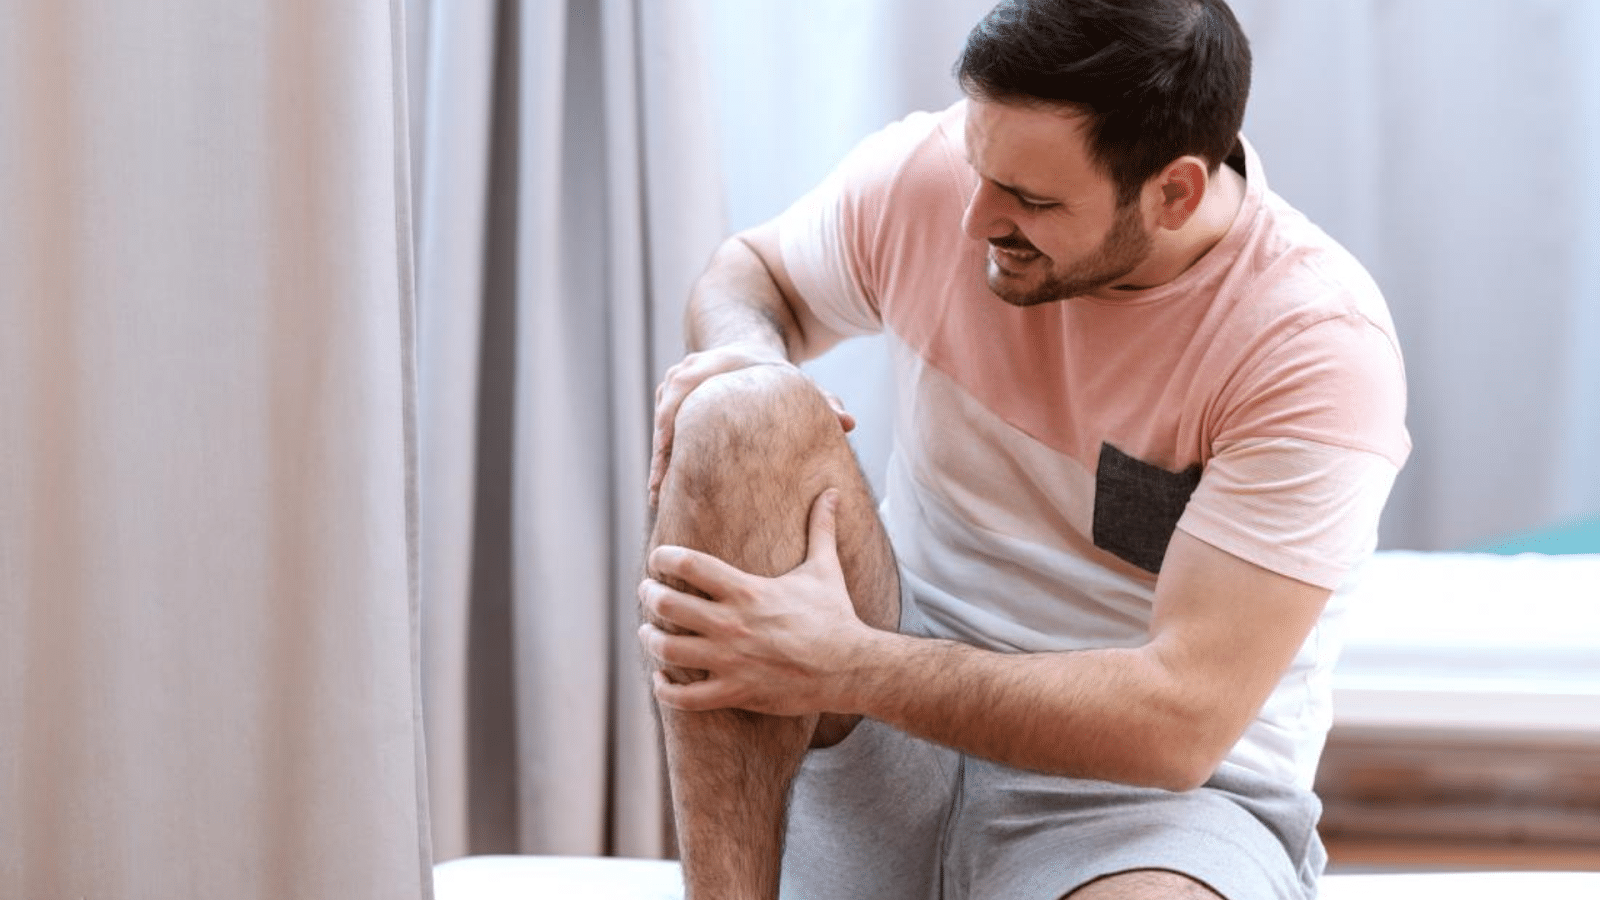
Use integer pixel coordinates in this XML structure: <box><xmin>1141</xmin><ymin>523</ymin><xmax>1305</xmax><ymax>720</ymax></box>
<box><xmin>1092</xmin><ymin>442</ymin><xmax>1202</xmax><ymax>575</ymax></box>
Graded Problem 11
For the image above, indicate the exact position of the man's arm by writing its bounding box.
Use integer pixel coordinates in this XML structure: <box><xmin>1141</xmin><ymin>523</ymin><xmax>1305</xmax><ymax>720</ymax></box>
<box><xmin>649</xmin><ymin>221</ymin><xmax>854</xmax><ymax>505</ymax></box>
<box><xmin>844</xmin><ymin>531</ymin><xmax>1329</xmax><ymax>789</ymax></box>
<box><xmin>642</xmin><ymin>514</ymin><xmax>1331</xmax><ymax>792</ymax></box>
<box><xmin>683</xmin><ymin>224</ymin><xmax>813</xmax><ymax>356</ymax></box>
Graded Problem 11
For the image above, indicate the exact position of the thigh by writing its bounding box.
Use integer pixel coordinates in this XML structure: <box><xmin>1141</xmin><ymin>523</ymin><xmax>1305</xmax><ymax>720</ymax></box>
<box><xmin>1064</xmin><ymin>870</ymin><xmax>1224</xmax><ymax>900</ymax></box>
<box><xmin>782</xmin><ymin>717</ymin><xmax>960</xmax><ymax>900</ymax></box>
<box><xmin>945</xmin><ymin>759</ymin><xmax>1323</xmax><ymax>900</ymax></box>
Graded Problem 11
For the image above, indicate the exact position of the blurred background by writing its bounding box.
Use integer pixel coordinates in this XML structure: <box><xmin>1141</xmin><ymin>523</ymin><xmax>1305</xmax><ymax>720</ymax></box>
<box><xmin>3</xmin><ymin>1</ymin><xmax>1595</xmax><ymax>895</ymax></box>
<box><xmin>403</xmin><ymin>0</ymin><xmax>1600</xmax><ymax>862</ymax></box>
<box><xmin>670</xmin><ymin>0</ymin><xmax>1600</xmax><ymax>553</ymax></box>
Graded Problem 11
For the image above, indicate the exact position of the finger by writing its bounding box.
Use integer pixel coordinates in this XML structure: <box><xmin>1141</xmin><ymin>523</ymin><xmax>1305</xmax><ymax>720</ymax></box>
<box><xmin>638</xmin><ymin>578</ymin><xmax>724</xmax><ymax>634</ymax></box>
<box><xmin>648</xmin><ymin>544</ymin><xmax>752</xmax><ymax>599</ymax></box>
<box><xmin>636</xmin><ymin>621</ymin><xmax>660</xmax><ymax>664</ymax></box>
<box><xmin>652</xmin><ymin>368</ymin><xmax>695</xmax><ymax>460</ymax></box>
<box><xmin>653</xmin><ymin>389</ymin><xmax>678</xmax><ymax>452</ymax></box>
<box><xmin>651</xmin><ymin>363</ymin><xmax>712</xmax><ymax>480</ymax></box>
<box><xmin>638</xmin><ymin>622</ymin><xmax>723</xmax><ymax>672</ymax></box>
<box><xmin>651</xmin><ymin>403</ymin><xmax>677</xmax><ymax>483</ymax></box>
<box><xmin>824</xmin><ymin>391</ymin><xmax>856</xmax><ymax>433</ymax></box>
<box><xmin>804</xmin><ymin>488</ymin><xmax>842</xmax><ymax>572</ymax></box>
<box><xmin>650</xmin><ymin>379</ymin><xmax>691</xmax><ymax>499</ymax></box>
<box><xmin>653</xmin><ymin>669</ymin><xmax>731</xmax><ymax>712</ymax></box>
<box><xmin>648</xmin><ymin>442</ymin><xmax>669</xmax><ymax>505</ymax></box>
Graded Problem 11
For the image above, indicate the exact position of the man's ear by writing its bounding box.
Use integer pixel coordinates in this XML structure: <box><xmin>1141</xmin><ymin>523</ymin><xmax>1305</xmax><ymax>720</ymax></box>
<box><xmin>1149</xmin><ymin>156</ymin><xmax>1209</xmax><ymax>231</ymax></box>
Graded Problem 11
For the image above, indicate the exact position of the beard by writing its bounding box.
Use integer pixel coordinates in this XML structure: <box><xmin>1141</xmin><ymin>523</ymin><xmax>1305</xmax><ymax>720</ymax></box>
<box><xmin>984</xmin><ymin>200</ymin><xmax>1153</xmax><ymax>307</ymax></box>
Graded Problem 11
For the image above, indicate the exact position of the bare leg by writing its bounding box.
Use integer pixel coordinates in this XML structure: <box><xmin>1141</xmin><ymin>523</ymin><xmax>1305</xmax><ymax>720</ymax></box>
<box><xmin>647</xmin><ymin>366</ymin><xmax>900</xmax><ymax>900</ymax></box>
<box><xmin>1065</xmin><ymin>870</ymin><xmax>1226</xmax><ymax>899</ymax></box>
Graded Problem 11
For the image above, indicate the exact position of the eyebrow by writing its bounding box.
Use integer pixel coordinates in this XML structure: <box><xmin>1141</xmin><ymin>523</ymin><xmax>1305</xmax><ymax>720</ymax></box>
<box><xmin>988</xmin><ymin>176</ymin><xmax>1060</xmax><ymax>205</ymax></box>
<box><xmin>963</xmin><ymin>144</ymin><xmax>1065</xmax><ymax>206</ymax></box>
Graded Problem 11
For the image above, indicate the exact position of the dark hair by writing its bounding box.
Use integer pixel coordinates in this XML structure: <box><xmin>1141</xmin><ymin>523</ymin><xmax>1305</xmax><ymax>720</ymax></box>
<box><xmin>956</xmin><ymin>0</ymin><xmax>1251</xmax><ymax>206</ymax></box>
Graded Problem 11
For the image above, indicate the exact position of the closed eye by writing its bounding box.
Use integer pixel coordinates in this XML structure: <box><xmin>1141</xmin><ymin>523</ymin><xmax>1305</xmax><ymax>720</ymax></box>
<box><xmin>995</xmin><ymin>181</ymin><xmax>1059</xmax><ymax>212</ymax></box>
<box><xmin>976</xmin><ymin>173</ymin><xmax>1063</xmax><ymax>213</ymax></box>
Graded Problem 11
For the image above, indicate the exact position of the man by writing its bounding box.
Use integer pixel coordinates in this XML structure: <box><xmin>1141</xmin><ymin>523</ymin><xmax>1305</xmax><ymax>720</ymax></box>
<box><xmin>638</xmin><ymin>1</ymin><xmax>1409</xmax><ymax>898</ymax></box>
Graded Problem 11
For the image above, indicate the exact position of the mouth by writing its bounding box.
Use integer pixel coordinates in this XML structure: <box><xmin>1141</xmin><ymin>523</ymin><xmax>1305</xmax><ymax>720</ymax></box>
<box><xmin>989</xmin><ymin>242</ymin><xmax>1043</xmax><ymax>272</ymax></box>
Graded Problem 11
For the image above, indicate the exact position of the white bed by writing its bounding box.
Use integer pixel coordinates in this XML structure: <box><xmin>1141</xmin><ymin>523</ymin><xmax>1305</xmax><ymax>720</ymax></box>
<box><xmin>1332</xmin><ymin>551</ymin><xmax>1600</xmax><ymax>735</ymax></box>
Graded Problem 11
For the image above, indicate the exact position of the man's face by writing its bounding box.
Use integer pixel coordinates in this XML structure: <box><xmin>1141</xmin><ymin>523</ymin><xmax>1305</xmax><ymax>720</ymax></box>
<box><xmin>962</xmin><ymin>98</ymin><xmax>1154</xmax><ymax>306</ymax></box>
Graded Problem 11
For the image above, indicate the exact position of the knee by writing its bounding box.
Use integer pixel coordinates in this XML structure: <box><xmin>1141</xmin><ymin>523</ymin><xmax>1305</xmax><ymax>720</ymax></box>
<box><xmin>669</xmin><ymin>365</ymin><xmax>840</xmax><ymax>486</ymax></box>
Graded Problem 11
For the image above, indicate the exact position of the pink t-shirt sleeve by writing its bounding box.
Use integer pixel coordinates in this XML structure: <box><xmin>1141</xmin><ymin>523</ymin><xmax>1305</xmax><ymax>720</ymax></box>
<box><xmin>776</xmin><ymin>110</ymin><xmax>949</xmax><ymax>338</ymax></box>
<box><xmin>1179</xmin><ymin>311</ymin><xmax>1410</xmax><ymax>589</ymax></box>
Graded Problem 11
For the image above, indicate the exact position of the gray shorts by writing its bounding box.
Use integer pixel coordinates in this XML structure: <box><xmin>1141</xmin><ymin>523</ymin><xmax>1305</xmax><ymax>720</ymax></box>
<box><xmin>779</xmin><ymin>599</ymin><xmax>1326</xmax><ymax>900</ymax></box>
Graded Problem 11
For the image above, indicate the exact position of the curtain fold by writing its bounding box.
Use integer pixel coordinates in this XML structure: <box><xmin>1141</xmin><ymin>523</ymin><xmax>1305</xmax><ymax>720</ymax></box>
<box><xmin>412</xmin><ymin>0</ymin><xmax>723</xmax><ymax>859</ymax></box>
<box><xmin>0</xmin><ymin>1</ymin><xmax>430</xmax><ymax>897</ymax></box>
<box><xmin>414</xmin><ymin>0</ymin><xmax>498</xmax><ymax>862</ymax></box>
<box><xmin>512</xmin><ymin>0</ymin><xmax>620</xmax><ymax>855</ymax></box>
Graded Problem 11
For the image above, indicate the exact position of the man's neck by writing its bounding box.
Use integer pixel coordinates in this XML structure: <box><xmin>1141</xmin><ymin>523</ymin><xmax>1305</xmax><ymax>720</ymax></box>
<box><xmin>1101</xmin><ymin>163</ymin><xmax>1248</xmax><ymax>296</ymax></box>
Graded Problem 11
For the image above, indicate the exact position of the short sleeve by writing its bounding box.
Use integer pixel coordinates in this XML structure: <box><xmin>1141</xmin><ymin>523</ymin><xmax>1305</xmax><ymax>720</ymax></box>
<box><xmin>775</xmin><ymin>109</ymin><xmax>948</xmax><ymax>338</ymax></box>
<box><xmin>1178</xmin><ymin>313</ymin><xmax>1411</xmax><ymax>589</ymax></box>
<box><xmin>1179</xmin><ymin>438</ymin><xmax>1399</xmax><ymax>589</ymax></box>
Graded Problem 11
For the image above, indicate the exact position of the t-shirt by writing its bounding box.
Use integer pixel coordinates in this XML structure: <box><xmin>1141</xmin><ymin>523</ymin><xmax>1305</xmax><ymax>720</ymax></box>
<box><xmin>776</xmin><ymin>101</ymin><xmax>1411</xmax><ymax>789</ymax></box>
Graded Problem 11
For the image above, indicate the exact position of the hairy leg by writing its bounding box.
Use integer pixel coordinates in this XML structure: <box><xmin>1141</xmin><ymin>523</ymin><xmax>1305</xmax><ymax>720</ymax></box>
<box><xmin>1064</xmin><ymin>870</ymin><xmax>1226</xmax><ymax>900</ymax></box>
<box><xmin>647</xmin><ymin>366</ymin><xmax>899</xmax><ymax>900</ymax></box>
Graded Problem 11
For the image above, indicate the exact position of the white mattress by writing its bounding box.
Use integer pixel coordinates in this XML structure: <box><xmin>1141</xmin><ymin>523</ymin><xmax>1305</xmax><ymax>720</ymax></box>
<box><xmin>434</xmin><ymin>855</ymin><xmax>683</xmax><ymax>900</ymax></box>
<box><xmin>433</xmin><ymin>856</ymin><xmax>1600</xmax><ymax>898</ymax></box>
<box><xmin>1332</xmin><ymin>551</ymin><xmax>1600</xmax><ymax>732</ymax></box>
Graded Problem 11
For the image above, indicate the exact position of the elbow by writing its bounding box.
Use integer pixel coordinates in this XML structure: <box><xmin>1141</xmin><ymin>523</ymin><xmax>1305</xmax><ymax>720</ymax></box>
<box><xmin>1131</xmin><ymin>652</ymin><xmax>1251</xmax><ymax>792</ymax></box>
<box><xmin>1136</xmin><ymin>717</ymin><xmax>1236</xmax><ymax>793</ymax></box>
<box><xmin>1085</xmin><ymin>727</ymin><xmax>1222</xmax><ymax>792</ymax></box>
<box><xmin>1131</xmin><ymin>746</ymin><xmax>1223</xmax><ymax>793</ymax></box>
<box><xmin>1150</xmin><ymin>751</ymin><xmax>1221</xmax><ymax>793</ymax></box>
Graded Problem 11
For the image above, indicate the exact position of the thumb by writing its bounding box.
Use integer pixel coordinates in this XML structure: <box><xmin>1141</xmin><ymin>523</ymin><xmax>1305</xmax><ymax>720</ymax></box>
<box><xmin>804</xmin><ymin>488</ymin><xmax>842</xmax><ymax>571</ymax></box>
<box><xmin>824</xmin><ymin>391</ymin><xmax>857</xmax><ymax>433</ymax></box>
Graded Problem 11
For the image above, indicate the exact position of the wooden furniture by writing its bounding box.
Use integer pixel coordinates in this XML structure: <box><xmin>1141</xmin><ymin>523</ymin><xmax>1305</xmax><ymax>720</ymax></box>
<box><xmin>1321</xmin><ymin>551</ymin><xmax>1600</xmax><ymax>872</ymax></box>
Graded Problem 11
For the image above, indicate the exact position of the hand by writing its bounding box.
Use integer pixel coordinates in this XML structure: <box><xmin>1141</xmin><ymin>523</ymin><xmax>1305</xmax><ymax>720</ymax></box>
<box><xmin>638</xmin><ymin>490</ymin><xmax>869</xmax><ymax>716</ymax></box>
<box><xmin>649</xmin><ymin>344</ymin><xmax>856</xmax><ymax>507</ymax></box>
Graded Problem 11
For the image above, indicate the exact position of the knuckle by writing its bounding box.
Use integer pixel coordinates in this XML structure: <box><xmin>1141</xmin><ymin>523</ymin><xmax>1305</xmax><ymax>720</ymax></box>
<box><xmin>674</xmin><ymin>552</ymin><xmax>703</xmax><ymax>584</ymax></box>
<box><xmin>639</xmin><ymin>587</ymin><xmax>661</xmax><ymax>620</ymax></box>
<box><xmin>649</xmin><ymin>634</ymin><xmax>672</xmax><ymax>665</ymax></box>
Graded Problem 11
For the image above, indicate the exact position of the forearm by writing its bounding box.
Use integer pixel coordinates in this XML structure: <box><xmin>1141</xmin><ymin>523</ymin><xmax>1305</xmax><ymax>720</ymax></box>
<box><xmin>842</xmin><ymin>630</ymin><xmax>1236</xmax><ymax>791</ymax></box>
<box><xmin>644</xmin><ymin>510</ymin><xmax>1323</xmax><ymax>794</ymax></box>
<box><xmin>686</xmin><ymin>235</ymin><xmax>802</xmax><ymax>357</ymax></box>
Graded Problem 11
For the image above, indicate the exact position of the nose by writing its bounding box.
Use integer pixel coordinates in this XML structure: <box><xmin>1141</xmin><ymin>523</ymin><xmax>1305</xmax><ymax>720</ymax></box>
<box><xmin>961</xmin><ymin>179</ymin><xmax>1012</xmax><ymax>242</ymax></box>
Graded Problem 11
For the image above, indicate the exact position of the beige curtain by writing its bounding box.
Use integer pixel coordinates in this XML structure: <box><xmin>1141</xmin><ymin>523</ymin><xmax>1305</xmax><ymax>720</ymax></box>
<box><xmin>0</xmin><ymin>1</ymin><xmax>431</xmax><ymax>898</ymax></box>
<box><xmin>410</xmin><ymin>0</ymin><xmax>725</xmax><ymax>859</ymax></box>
